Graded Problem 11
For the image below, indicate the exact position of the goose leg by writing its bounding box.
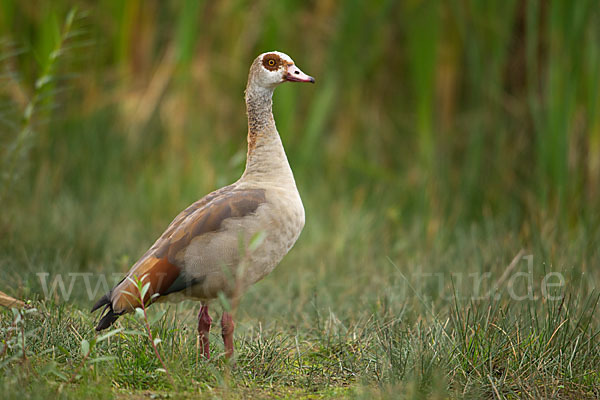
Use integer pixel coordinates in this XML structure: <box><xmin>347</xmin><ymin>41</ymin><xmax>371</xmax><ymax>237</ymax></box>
<box><xmin>197</xmin><ymin>305</ymin><xmax>212</xmax><ymax>359</ymax></box>
<box><xmin>221</xmin><ymin>311</ymin><xmax>235</xmax><ymax>359</ymax></box>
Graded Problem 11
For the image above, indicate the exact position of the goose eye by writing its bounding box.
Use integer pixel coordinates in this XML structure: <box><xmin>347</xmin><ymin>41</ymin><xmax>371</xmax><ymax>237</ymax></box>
<box><xmin>262</xmin><ymin>54</ymin><xmax>281</xmax><ymax>71</ymax></box>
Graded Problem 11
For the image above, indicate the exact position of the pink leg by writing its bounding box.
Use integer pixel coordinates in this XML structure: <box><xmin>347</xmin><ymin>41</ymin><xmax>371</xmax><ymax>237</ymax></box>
<box><xmin>197</xmin><ymin>305</ymin><xmax>212</xmax><ymax>360</ymax></box>
<box><xmin>221</xmin><ymin>311</ymin><xmax>235</xmax><ymax>359</ymax></box>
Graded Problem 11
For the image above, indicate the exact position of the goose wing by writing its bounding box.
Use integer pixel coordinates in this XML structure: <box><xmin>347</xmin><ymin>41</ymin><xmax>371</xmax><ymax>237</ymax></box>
<box><xmin>91</xmin><ymin>186</ymin><xmax>266</xmax><ymax>330</ymax></box>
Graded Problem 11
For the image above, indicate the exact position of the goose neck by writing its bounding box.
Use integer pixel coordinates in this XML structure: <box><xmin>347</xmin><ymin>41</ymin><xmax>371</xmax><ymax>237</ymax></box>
<box><xmin>242</xmin><ymin>85</ymin><xmax>294</xmax><ymax>184</ymax></box>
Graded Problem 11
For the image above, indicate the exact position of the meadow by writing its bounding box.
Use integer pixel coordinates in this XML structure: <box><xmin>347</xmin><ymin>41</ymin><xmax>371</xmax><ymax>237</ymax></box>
<box><xmin>1</xmin><ymin>1</ymin><xmax>600</xmax><ymax>398</ymax></box>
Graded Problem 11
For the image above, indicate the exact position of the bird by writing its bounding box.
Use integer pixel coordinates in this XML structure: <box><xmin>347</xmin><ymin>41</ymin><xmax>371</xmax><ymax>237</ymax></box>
<box><xmin>91</xmin><ymin>51</ymin><xmax>314</xmax><ymax>360</ymax></box>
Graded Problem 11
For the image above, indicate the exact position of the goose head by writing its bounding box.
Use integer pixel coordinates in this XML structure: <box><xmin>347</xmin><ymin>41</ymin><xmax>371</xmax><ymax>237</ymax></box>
<box><xmin>248</xmin><ymin>51</ymin><xmax>315</xmax><ymax>91</ymax></box>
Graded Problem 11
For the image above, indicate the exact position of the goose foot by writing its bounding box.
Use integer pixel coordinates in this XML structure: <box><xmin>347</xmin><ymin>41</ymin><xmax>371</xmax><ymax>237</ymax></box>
<box><xmin>221</xmin><ymin>311</ymin><xmax>235</xmax><ymax>359</ymax></box>
<box><xmin>197</xmin><ymin>305</ymin><xmax>212</xmax><ymax>359</ymax></box>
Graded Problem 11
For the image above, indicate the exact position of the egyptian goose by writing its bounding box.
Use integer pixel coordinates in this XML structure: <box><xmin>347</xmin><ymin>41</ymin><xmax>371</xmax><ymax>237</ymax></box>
<box><xmin>92</xmin><ymin>51</ymin><xmax>314</xmax><ymax>359</ymax></box>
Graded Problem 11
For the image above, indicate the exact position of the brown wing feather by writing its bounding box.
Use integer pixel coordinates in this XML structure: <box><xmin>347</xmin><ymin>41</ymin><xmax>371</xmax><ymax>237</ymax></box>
<box><xmin>111</xmin><ymin>256</ymin><xmax>181</xmax><ymax>312</ymax></box>
<box><xmin>95</xmin><ymin>186</ymin><xmax>267</xmax><ymax>321</ymax></box>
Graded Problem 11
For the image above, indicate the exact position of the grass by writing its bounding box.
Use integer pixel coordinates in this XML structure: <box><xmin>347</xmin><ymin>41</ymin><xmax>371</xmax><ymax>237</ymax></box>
<box><xmin>1</xmin><ymin>215</ymin><xmax>599</xmax><ymax>398</ymax></box>
<box><xmin>1</xmin><ymin>0</ymin><xmax>600</xmax><ymax>398</ymax></box>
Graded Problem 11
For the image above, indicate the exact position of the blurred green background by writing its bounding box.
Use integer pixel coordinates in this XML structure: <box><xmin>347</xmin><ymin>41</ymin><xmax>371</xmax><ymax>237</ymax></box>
<box><xmin>1</xmin><ymin>0</ymin><xmax>599</xmax><ymax>303</ymax></box>
<box><xmin>2</xmin><ymin>1</ymin><xmax>600</xmax><ymax>397</ymax></box>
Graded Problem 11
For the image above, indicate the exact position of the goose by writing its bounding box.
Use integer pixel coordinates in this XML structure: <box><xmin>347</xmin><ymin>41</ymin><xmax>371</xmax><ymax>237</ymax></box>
<box><xmin>91</xmin><ymin>51</ymin><xmax>314</xmax><ymax>359</ymax></box>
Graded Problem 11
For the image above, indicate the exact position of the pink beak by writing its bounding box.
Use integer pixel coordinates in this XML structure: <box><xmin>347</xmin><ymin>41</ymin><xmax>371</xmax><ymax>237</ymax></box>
<box><xmin>285</xmin><ymin>64</ymin><xmax>315</xmax><ymax>83</ymax></box>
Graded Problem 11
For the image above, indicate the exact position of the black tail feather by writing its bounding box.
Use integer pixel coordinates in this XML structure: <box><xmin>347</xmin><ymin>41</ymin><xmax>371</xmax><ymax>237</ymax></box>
<box><xmin>91</xmin><ymin>292</ymin><xmax>111</xmax><ymax>313</ymax></box>
<box><xmin>91</xmin><ymin>292</ymin><xmax>122</xmax><ymax>331</ymax></box>
<box><xmin>95</xmin><ymin>305</ymin><xmax>121</xmax><ymax>331</ymax></box>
